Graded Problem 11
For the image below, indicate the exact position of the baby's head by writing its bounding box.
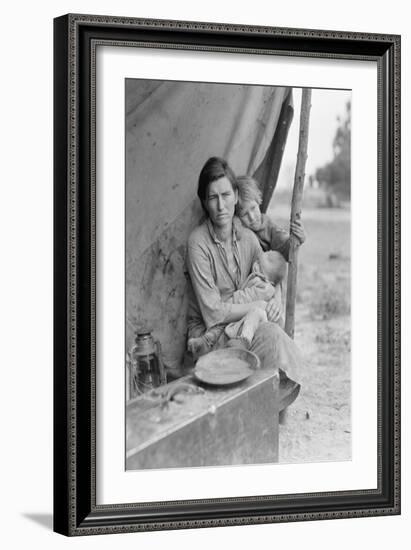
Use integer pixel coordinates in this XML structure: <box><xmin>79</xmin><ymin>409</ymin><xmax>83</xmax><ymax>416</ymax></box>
<box><xmin>258</xmin><ymin>251</ymin><xmax>287</xmax><ymax>285</ymax></box>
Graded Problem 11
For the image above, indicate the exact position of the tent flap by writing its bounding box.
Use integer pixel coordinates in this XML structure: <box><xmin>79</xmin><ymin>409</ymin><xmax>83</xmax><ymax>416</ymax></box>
<box><xmin>125</xmin><ymin>80</ymin><xmax>293</xmax><ymax>369</ymax></box>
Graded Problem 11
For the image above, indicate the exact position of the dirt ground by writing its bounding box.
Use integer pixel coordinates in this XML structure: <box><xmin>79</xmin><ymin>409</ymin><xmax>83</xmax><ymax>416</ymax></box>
<box><xmin>270</xmin><ymin>204</ymin><xmax>351</xmax><ymax>464</ymax></box>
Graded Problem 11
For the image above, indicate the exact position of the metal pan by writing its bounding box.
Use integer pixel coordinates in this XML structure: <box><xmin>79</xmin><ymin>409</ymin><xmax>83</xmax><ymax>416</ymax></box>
<box><xmin>194</xmin><ymin>348</ymin><xmax>260</xmax><ymax>386</ymax></box>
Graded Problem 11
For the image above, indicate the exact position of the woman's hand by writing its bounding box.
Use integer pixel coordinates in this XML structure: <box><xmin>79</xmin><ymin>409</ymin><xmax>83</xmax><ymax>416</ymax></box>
<box><xmin>290</xmin><ymin>217</ymin><xmax>306</xmax><ymax>245</ymax></box>
<box><xmin>265</xmin><ymin>295</ymin><xmax>282</xmax><ymax>323</ymax></box>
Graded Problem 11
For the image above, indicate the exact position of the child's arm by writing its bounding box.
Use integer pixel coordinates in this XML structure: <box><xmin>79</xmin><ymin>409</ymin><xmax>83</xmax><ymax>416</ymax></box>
<box><xmin>229</xmin><ymin>274</ymin><xmax>275</xmax><ymax>304</ymax></box>
<box><xmin>232</xmin><ymin>282</ymin><xmax>275</xmax><ymax>304</ymax></box>
<box><xmin>290</xmin><ymin>217</ymin><xmax>306</xmax><ymax>245</ymax></box>
<box><xmin>264</xmin><ymin>220</ymin><xmax>290</xmax><ymax>259</ymax></box>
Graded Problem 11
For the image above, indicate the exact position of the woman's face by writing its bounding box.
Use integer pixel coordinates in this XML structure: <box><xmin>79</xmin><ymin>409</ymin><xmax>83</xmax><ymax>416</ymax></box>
<box><xmin>205</xmin><ymin>177</ymin><xmax>238</xmax><ymax>228</ymax></box>
<box><xmin>237</xmin><ymin>199</ymin><xmax>262</xmax><ymax>231</ymax></box>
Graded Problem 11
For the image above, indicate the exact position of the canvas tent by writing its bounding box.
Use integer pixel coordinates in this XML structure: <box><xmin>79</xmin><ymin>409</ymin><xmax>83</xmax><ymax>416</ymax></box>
<box><xmin>126</xmin><ymin>79</ymin><xmax>294</xmax><ymax>377</ymax></box>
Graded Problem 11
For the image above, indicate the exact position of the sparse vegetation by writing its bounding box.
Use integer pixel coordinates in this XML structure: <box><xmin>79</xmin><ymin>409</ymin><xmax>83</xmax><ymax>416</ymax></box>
<box><xmin>310</xmin><ymin>285</ymin><xmax>350</xmax><ymax>321</ymax></box>
<box><xmin>314</xmin><ymin>101</ymin><xmax>351</xmax><ymax>200</ymax></box>
<box><xmin>267</xmin><ymin>202</ymin><xmax>351</xmax><ymax>463</ymax></box>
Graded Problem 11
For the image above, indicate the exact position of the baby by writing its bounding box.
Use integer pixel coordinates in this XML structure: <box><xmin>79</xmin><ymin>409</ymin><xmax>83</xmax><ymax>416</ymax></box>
<box><xmin>187</xmin><ymin>250</ymin><xmax>287</xmax><ymax>358</ymax></box>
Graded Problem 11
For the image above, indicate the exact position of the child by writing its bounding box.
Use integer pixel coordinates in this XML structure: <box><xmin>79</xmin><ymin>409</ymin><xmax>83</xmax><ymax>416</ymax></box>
<box><xmin>235</xmin><ymin>175</ymin><xmax>306</xmax><ymax>257</ymax></box>
<box><xmin>187</xmin><ymin>250</ymin><xmax>287</xmax><ymax>357</ymax></box>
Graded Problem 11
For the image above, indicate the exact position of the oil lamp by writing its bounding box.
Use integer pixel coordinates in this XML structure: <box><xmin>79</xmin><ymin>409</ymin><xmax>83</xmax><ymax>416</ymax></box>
<box><xmin>127</xmin><ymin>329</ymin><xmax>167</xmax><ymax>398</ymax></box>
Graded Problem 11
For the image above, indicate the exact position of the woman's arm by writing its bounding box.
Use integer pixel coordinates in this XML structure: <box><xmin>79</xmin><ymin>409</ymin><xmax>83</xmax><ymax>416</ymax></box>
<box><xmin>230</xmin><ymin>280</ymin><xmax>274</xmax><ymax>304</ymax></box>
<box><xmin>222</xmin><ymin>301</ymin><xmax>267</xmax><ymax>324</ymax></box>
<box><xmin>187</xmin><ymin>240</ymin><xmax>266</xmax><ymax>328</ymax></box>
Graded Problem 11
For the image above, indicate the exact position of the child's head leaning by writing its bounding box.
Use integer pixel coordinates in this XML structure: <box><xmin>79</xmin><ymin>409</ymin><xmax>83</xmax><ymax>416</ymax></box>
<box><xmin>259</xmin><ymin>250</ymin><xmax>287</xmax><ymax>285</ymax></box>
<box><xmin>236</xmin><ymin>176</ymin><xmax>263</xmax><ymax>231</ymax></box>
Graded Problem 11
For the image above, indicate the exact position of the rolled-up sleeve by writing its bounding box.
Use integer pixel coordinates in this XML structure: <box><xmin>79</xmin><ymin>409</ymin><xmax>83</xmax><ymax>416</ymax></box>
<box><xmin>230</xmin><ymin>281</ymin><xmax>274</xmax><ymax>304</ymax></box>
<box><xmin>269</xmin><ymin>223</ymin><xmax>290</xmax><ymax>261</ymax></box>
<box><xmin>186</xmin><ymin>241</ymin><xmax>232</xmax><ymax>330</ymax></box>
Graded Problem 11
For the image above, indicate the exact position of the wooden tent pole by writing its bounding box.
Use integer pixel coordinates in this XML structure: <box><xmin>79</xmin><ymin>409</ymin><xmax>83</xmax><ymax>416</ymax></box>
<box><xmin>285</xmin><ymin>88</ymin><xmax>312</xmax><ymax>339</ymax></box>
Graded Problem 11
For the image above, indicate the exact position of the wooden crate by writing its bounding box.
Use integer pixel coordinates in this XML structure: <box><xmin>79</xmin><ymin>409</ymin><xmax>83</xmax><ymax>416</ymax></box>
<box><xmin>126</xmin><ymin>369</ymin><xmax>279</xmax><ymax>469</ymax></box>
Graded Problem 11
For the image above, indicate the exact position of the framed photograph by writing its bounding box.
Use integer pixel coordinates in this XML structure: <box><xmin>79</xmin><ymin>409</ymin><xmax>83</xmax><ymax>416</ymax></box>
<box><xmin>53</xmin><ymin>14</ymin><xmax>400</xmax><ymax>536</ymax></box>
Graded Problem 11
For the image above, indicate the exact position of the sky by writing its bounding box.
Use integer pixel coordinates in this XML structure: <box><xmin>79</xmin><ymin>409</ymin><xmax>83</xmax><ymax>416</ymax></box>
<box><xmin>276</xmin><ymin>87</ymin><xmax>351</xmax><ymax>189</ymax></box>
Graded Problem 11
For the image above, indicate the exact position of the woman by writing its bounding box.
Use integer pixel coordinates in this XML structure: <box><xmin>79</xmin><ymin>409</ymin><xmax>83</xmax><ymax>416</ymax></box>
<box><xmin>186</xmin><ymin>157</ymin><xmax>302</xmax><ymax>379</ymax></box>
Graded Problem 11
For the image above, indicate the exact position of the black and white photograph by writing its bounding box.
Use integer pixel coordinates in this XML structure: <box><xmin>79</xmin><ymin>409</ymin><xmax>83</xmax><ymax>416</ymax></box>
<box><xmin>125</xmin><ymin>79</ymin><xmax>352</xmax><ymax>470</ymax></box>
<box><xmin>0</xmin><ymin>0</ymin><xmax>405</xmax><ymax>544</ymax></box>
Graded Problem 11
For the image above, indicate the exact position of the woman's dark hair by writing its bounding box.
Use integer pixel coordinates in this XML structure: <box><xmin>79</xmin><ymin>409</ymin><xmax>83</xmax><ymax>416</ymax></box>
<box><xmin>197</xmin><ymin>157</ymin><xmax>237</xmax><ymax>213</ymax></box>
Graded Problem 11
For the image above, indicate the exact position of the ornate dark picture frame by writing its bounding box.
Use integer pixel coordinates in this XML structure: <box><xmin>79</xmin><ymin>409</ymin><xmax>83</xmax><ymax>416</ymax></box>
<box><xmin>53</xmin><ymin>13</ymin><xmax>400</xmax><ymax>536</ymax></box>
